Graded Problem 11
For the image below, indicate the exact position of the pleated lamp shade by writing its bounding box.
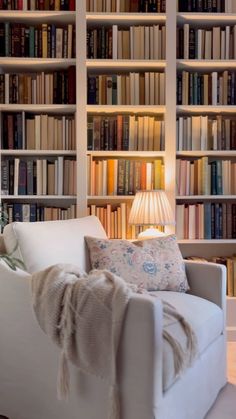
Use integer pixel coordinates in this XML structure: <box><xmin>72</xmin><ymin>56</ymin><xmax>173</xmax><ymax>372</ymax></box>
<box><xmin>129</xmin><ymin>190</ymin><xmax>175</xmax><ymax>227</ymax></box>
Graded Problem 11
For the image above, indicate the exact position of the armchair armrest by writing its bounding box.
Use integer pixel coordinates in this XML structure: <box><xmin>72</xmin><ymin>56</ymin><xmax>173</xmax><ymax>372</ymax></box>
<box><xmin>185</xmin><ymin>260</ymin><xmax>226</xmax><ymax>312</ymax></box>
<box><xmin>119</xmin><ymin>294</ymin><xmax>164</xmax><ymax>416</ymax></box>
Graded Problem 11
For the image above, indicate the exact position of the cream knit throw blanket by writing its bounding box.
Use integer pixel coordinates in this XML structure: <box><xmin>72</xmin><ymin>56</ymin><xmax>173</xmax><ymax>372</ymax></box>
<box><xmin>31</xmin><ymin>264</ymin><xmax>198</xmax><ymax>419</ymax></box>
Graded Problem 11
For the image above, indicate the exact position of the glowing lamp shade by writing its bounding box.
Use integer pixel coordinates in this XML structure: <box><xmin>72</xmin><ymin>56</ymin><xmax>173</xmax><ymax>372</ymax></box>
<box><xmin>129</xmin><ymin>190</ymin><xmax>175</xmax><ymax>238</ymax></box>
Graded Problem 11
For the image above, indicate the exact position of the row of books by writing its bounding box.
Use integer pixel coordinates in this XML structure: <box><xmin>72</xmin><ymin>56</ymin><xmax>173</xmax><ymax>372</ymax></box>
<box><xmin>176</xmin><ymin>202</ymin><xmax>236</xmax><ymax>240</ymax></box>
<box><xmin>2</xmin><ymin>113</ymin><xmax>76</xmax><ymax>150</ymax></box>
<box><xmin>0</xmin><ymin>23</ymin><xmax>75</xmax><ymax>58</ymax></box>
<box><xmin>178</xmin><ymin>0</ymin><xmax>233</xmax><ymax>12</ymax></box>
<box><xmin>87</xmin><ymin>157</ymin><xmax>164</xmax><ymax>196</ymax></box>
<box><xmin>177</xmin><ymin>116</ymin><xmax>236</xmax><ymax>151</ymax></box>
<box><xmin>186</xmin><ymin>255</ymin><xmax>236</xmax><ymax>297</ymax></box>
<box><xmin>87</xmin><ymin>115</ymin><xmax>165</xmax><ymax>151</ymax></box>
<box><xmin>0</xmin><ymin>67</ymin><xmax>76</xmax><ymax>104</ymax></box>
<box><xmin>87</xmin><ymin>72</ymin><xmax>165</xmax><ymax>105</ymax></box>
<box><xmin>87</xmin><ymin>202</ymin><xmax>145</xmax><ymax>239</ymax></box>
<box><xmin>177</xmin><ymin>24</ymin><xmax>236</xmax><ymax>60</ymax></box>
<box><xmin>86</xmin><ymin>0</ymin><xmax>166</xmax><ymax>12</ymax></box>
<box><xmin>0</xmin><ymin>0</ymin><xmax>75</xmax><ymax>9</ymax></box>
<box><xmin>87</xmin><ymin>25</ymin><xmax>166</xmax><ymax>60</ymax></box>
<box><xmin>177</xmin><ymin>71</ymin><xmax>236</xmax><ymax>106</ymax></box>
<box><xmin>1</xmin><ymin>203</ymin><xmax>77</xmax><ymax>224</ymax></box>
<box><xmin>176</xmin><ymin>157</ymin><xmax>236</xmax><ymax>196</ymax></box>
<box><xmin>1</xmin><ymin>157</ymin><xmax>76</xmax><ymax>196</ymax></box>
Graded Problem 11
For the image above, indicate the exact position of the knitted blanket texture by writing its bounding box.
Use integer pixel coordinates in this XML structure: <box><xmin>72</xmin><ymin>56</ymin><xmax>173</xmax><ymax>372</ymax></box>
<box><xmin>31</xmin><ymin>264</ymin><xmax>198</xmax><ymax>419</ymax></box>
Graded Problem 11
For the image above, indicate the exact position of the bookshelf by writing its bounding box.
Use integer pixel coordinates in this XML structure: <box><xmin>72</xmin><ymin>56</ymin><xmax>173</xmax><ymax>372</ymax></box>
<box><xmin>0</xmin><ymin>1</ymin><xmax>236</xmax><ymax>337</ymax></box>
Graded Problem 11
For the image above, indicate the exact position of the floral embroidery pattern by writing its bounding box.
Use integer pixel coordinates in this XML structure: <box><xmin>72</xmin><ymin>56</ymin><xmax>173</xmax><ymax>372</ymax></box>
<box><xmin>85</xmin><ymin>235</ymin><xmax>189</xmax><ymax>292</ymax></box>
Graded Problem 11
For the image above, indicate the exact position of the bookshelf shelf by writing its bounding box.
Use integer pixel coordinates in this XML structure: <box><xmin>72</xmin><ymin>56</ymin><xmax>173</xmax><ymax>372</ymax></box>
<box><xmin>177</xmin><ymin>60</ymin><xmax>236</xmax><ymax>70</ymax></box>
<box><xmin>87</xmin><ymin>151</ymin><xmax>165</xmax><ymax>157</ymax></box>
<box><xmin>0</xmin><ymin>58</ymin><xmax>76</xmax><ymax>70</ymax></box>
<box><xmin>178</xmin><ymin>239</ymin><xmax>236</xmax><ymax>244</ymax></box>
<box><xmin>86</xmin><ymin>13</ymin><xmax>166</xmax><ymax>24</ymax></box>
<box><xmin>176</xmin><ymin>151</ymin><xmax>236</xmax><ymax>157</ymax></box>
<box><xmin>1</xmin><ymin>196</ymin><xmax>76</xmax><ymax>201</ymax></box>
<box><xmin>177</xmin><ymin>105</ymin><xmax>236</xmax><ymax>114</ymax></box>
<box><xmin>177</xmin><ymin>13</ymin><xmax>236</xmax><ymax>25</ymax></box>
<box><xmin>176</xmin><ymin>195</ymin><xmax>236</xmax><ymax>200</ymax></box>
<box><xmin>1</xmin><ymin>150</ymin><xmax>76</xmax><ymax>156</ymax></box>
<box><xmin>227</xmin><ymin>297</ymin><xmax>236</xmax><ymax>300</ymax></box>
<box><xmin>87</xmin><ymin>60</ymin><xmax>166</xmax><ymax>70</ymax></box>
<box><xmin>0</xmin><ymin>11</ymin><xmax>76</xmax><ymax>23</ymax></box>
<box><xmin>86</xmin><ymin>105</ymin><xmax>166</xmax><ymax>114</ymax></box>
<box><xmin>0</xmin><ymin>104</ymin><xmax>76</xmax><ymax>113</ymax></box>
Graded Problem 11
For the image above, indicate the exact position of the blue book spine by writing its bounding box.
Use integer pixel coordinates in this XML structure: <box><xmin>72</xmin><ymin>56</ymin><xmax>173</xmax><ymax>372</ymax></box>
<box><xmin>87</xmin><ymin>76</ymin><xmax>97</xmax><ymax>104</ymax></box>
<box><xmin>204</xmin><ymin>202</ymin><xmax>211</xmax><ymax>239</ymax></box>
<box><xmin>30</xmin><ymin>204</ymin><xmax>37</xmax><ymax>222</ymax></box>
<box><xmin>216</xmin><ymin>160</ymin><xmax>222</xmax><ymax>195</ymax></box>
<box><xmin>5</xmin><ymin>23</ymin><xmax>9</xmax><ymax>56</ymax></box>
<box><xmin>13</xmin><ymin>203</ymin><xmax>23</xmax><ymax>222</ymax></box>
<box><xmin>211</xmin><ymin>161</ymin><xmax>217</xmax><ymax>195</ymax></box>
<box><xmin>215</xmin><ymin>203</ymin><xmax>220</xmax><ymax>239</ymax></box>
<box><xmin>211</xmin><ymin>203</ymin><xmax>215</xmax><ymax>239</ymax></box>
<box><xmin>18</xmin><ymin>161</ymin><xmax>27</xmax><ymax>195</ymax></box>
<box><xmin>51</xmin><ymin>24</ymin><xmax>56</xmax><ymax>58</ymax></box>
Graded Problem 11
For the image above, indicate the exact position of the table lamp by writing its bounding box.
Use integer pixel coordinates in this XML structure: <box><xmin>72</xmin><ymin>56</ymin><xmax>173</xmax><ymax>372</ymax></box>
<box><xmin>129</xmin><ymin>190</ymin><xmax>175</xmax><ymax>238</ymax></box>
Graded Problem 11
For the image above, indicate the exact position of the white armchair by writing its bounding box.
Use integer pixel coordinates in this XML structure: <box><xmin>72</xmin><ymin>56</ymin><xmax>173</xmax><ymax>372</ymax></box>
<box><xmin>0</xmin><ymin>216</ymin><xmax>227</xmax><ymax>419</ymax></box>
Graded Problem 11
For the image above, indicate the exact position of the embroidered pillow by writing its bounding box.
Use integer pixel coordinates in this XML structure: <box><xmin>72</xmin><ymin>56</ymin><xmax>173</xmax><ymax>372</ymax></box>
<box><xmin>85</xmin><ymin>235</ymin><xmax>189</xmax><ymax>292</ymax></box>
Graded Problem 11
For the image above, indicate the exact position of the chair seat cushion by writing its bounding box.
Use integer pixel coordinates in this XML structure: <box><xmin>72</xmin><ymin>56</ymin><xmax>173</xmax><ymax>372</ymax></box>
<box><xmin>153</xmin><ymin>291</ymin><xmax>224</xmax><ymax>391</ymax></box>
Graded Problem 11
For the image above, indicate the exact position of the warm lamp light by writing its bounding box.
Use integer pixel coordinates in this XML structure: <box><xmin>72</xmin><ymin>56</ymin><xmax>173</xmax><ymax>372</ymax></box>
<box><xmin>129</xmin><ymin>190</ymin><xmax>175</xmax><ymax>238</ymax></box>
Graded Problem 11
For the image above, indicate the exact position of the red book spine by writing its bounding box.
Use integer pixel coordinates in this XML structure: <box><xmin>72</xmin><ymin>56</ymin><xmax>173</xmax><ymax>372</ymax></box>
<box><xmin>18</xmin><ymin>0</ymin><xmax>23</xmax><ymax>9</ymax></box>
<box><xmin>69</xmin><ymin>0</ymin><xmax>75</xmax><ymax>11</ymax></box>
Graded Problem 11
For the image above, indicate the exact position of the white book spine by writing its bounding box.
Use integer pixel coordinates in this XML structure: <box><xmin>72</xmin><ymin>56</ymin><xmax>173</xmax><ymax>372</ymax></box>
<box><xmin>14</xmin><ymin>159</ymin><xmax>20</xmax><ymax>196</ymax></box>
<box><xmin>154</xmin><ymin>25</ymin><xmax>159</xmax><ymax>60</ymax></box>
<box><xmin>35</xmin><ymin>115</ymin><xmax>41</xmax><ymax>150</ymax></box>
<box><xmin>184</xmin><ymin>24</ymin><xmax>189</xmax><ymax>59</ymax></box>
<box><xmin>42</xmin><ymin>159</ymin><xmax>47</xmax><ymax>195</ymax></box>
<box><xmin>112</xmin><ymin>25</ymin><xmax>118</xmax><ymax>60</ymax></box>
<box><xmin>144</xmin><ymin>26</ymin><xmax>150</xmax><ymax>60</ymax></box>
<box><xmin>225</xmin><ymin>26</ymin><xmax>230</xmax><ymax>60</ymax></box>
<box><xmin>58</xmin><ymin>156</ymin><xmax>64</xmax><ymax>196</ymax></box>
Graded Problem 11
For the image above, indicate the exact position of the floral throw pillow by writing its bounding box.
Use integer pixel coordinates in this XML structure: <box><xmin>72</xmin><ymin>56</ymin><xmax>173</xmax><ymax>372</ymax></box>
<box><xmin>85</xmin><ymin>235</ymin><xmax>189</xmax><ymax>292</ymax></box>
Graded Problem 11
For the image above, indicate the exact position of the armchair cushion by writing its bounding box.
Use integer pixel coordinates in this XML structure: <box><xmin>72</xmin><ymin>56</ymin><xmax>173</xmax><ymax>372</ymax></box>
<box><xmin>155</xmin><ymin>291</ymin><xmax>224</xmax><ymax>391</ymax></box>
<box><xmin>3</xmin><ymin>216</ymin><xmax>107</xmax><ymax>273</ymax></box>
<box><xmin>85</xmin><ymin>235</ymin><xmax>189</xmax><ymax>292</ymax></box>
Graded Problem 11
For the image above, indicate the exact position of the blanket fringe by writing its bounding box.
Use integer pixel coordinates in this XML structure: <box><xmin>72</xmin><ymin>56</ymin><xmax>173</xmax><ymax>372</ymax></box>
<box><xmin>108</xmin><ymin>384</ymin><xmax>120</xmax><ymax>419</ymax></box>
<box><xmin>57</xmin><ymin>351</ymin><xmax>70</xmax><ymax>401</ymax></box>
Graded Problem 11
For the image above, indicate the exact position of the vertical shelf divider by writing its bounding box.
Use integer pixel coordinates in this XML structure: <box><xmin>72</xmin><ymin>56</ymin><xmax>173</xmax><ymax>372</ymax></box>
<box><xmin>76</xmin><ymin>0</ymin><xmax>88</xmax><ymax>217</ymax></box>
<box><xmin>165</xmin><ymin>0</ymin><xmax>177</xmax><ymax>234</ymax></box>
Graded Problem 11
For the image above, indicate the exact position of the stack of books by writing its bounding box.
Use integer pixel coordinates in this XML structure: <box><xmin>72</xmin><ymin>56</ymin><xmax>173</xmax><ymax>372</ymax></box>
<box><xmin>2</xmin><ymin>113</ymin><xmax>76</xmax><ymax>150</ymax></box>
<box><xmin>0</xmin><ymin>67</ymin><xmax>76</xmax><ymax>104</ymax></box>
<box><xmin>0</xmin><ymin>1</ymin><xmax>75</xmax><ymax>10</ymax></box>
<box><xmin>1</xmin><ymin>202</ymin><xmax>76</xmax><ymax>223</ymax></box>
<box><xmin>88</xmin><ymin>158</ymin><xmax>164</xmax><ymax>195</ymax></box>
<box><xmin>87</xmin><ymin>114</ymin><xmax>164</xmax><ymax>151</ymax></box>
<box><xmin>178</xmin><ymin>0</ymin><xmax>234</xmax><ymax>12</ymax></box>
<box><xmin>87</xmin><ymin>0</ymin><xmax>166</xmax><ymax>13</ymax></box>
<box><xmin>176</xmin><ymin>202</ymin><xmax>236</xmax><ymax>240</ymax></box>
<box><xmin>176</xmin><ymin>157</ymin><xmax>236</xmax><ymax>196</ymax></box>
<box><xmin>87</xmin><ymin>24</ymin><xmax>166</xmax><ymax>60</ymax></box>
<box><xmin>1</xmin><ymin>157</ymin><xmax>77</xmax><ymax>196</ymax></box>
<box><xmin>87</xmin><ymin>72</ymin><xmax>165</xmax><ymax>105</ymax></box>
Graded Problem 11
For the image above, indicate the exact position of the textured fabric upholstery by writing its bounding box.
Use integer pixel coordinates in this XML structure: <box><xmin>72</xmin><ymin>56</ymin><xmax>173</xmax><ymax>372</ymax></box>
<box><xmin>155</xmin><ymin>291</ymin><xmax>224</xmax><ymax>391</ymax></box>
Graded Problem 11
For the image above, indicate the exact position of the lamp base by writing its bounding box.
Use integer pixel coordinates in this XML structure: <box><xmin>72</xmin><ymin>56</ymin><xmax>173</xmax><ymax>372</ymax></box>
<box><xmin>138</xmin><ymin>228</ymin><xmax>166</xmax><ymax>239</ymax></box>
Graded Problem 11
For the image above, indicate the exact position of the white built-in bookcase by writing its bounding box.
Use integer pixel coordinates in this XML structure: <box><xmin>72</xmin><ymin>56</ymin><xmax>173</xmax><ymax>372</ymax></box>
<box><xmin>0</xmin><ymin>0</ymin><xmax>236</xmax><ymax>339</ymax></box>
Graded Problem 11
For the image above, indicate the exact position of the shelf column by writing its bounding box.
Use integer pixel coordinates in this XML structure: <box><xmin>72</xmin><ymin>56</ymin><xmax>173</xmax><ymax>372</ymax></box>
<box><xmin>165</xmin><ymin>0</ymin><xmax>177</xmax><ymax>234</ymax></box>
<box><xmin>76</xmin><ymin>0</ymin><xmax>88</xmax><ymax>217</ymax></box>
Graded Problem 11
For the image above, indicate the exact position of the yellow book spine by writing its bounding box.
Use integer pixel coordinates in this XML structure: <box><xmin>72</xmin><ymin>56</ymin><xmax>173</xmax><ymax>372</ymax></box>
<box><xmin>154</xmin><ymin>159</ymin><xmax>162</xmax><ymax>189</ymax></box>
<box><xmin>55</xmin><ymin>0</ymin><xmax>60</xmax><ymax>10</ymax></box>
<box><xmin>107</xmin><ymin>159</ymin><xmax>115</xmax><ymax>195</ymax></box>
<box><xmin>42</xmin><ymin>24</ymin><xmax>48</xmax><ymax>58</ymax></box>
